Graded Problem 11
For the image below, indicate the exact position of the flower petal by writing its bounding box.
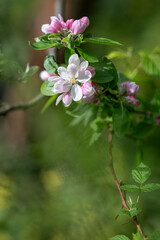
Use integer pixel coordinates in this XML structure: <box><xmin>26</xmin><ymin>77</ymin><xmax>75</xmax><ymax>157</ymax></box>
<box><xmin>48</xmin><ymin>76</ymin><xmax>63</xmax><ymax>82</ymax></box>
<box><xmin>62</xmin><ymin>92</ymin><xmax>72</xmax><ymax>107</ymax></box>
<box><xmin>52</xmin><ymin>80</ymin><xmax>71</xmax><ymax>93</ymax></box>
<box><xmin>68</xmin><ymin>54</ymin><xmax>80</xmax><ymax>66</ymax></box>
<box><xmin>67</xmin><ymin>64</ymin><xmax>79</xmax><ymax>79</ymax></box>
<box><xmin>56</xmin><ymin>93</ymin><xmax>64</xmax><ymax>106</ymax></box>
<box><xmin>77</xmin><ymin>70</ymin><xmax>92</xmax><ymax>83</ymax></box>
<box><xmin>80</xmin><ymin>60</ymin><xmax>88</xmax><ymax>71</ymax></box>
<box><xmin>71</xmin><ymin>84</ymin><xmax>83</xmax><ymax>101</ymax></box>
<box><xmin>58</xmin><ymin>67</ymin><xmax>70</xmax><ymax>80</ymax></box>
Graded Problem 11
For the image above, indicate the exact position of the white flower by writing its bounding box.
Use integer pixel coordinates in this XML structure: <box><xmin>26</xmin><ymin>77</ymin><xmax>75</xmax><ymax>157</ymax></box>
<box><xmin>48</xmin><ymin>54</ymin><xmax>92</xmax><ymax>106</ymax></box>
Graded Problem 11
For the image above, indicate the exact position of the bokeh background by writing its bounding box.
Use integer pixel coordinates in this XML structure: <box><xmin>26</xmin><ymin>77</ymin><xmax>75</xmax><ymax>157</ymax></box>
<box><xmin>0</xmin><ymin>0</ymin><xmax>160</xmax><ymax>239</ymax></box>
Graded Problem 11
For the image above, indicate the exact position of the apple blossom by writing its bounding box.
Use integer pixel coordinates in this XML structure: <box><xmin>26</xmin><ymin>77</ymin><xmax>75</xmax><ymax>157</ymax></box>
<box><xmin>48</xmin><ymin>54</ymin><xmax>92</xmax><ymax>106</ymax></box>
<box><xmin>81</xmin><ymin>82</ymin><xmax>95</xmax><ymax>96</ymax></box>
<box><xmin>126</xmin><ymin>96</ymin><xmax>140</xmax><ymax>106</ymax></box>
<box><xmin>72</xmin><ymin>20</ymin><xmax>87</xmax><ymax>35</ymax></box>
<box><xmin>121</xmin><ymin>81</ymin><xmax>139</xmax><ymax>97</ymax></box>
<box><xmin>81</xmin><ymin>16</ymin><xmax>90</xmax><ymax>27</ymax></box>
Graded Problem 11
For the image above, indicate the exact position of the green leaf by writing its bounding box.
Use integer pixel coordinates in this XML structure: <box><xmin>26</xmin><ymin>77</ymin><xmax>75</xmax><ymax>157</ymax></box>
<box><xmin>113</xmin><ymin>107</ymin><xmax>130</xmax><ymax>137</ymax></box>
<box><xmin>110</xmin><ymin>235</ymin><xmax>130</xmax><ymax>240</ymax></box>
<box><xmin>103</xmin><ymin>57</ymin><xmax>119</xmax><ymax>83</ymax></box>
<box><xmin>44</xmin><ymin>55</ymin><xmax>58</xmax><ymax>74</ymax></box>
<box><xmin>29</xmin><ymin>41</ymin><xmax>58</xmax><ymax>50</ymax></box>
<box><xmin>129</xmin><ymin>204</ymin><xmax>142</xmax><ymax>217</ymax></box>
<box><xmin>119</xmin><ymin>209</ymin><xmax>130</xmax><ymax>217</ymax></box>
<box><xmin>41</xmin><ymin>95</ymin><xmax>57</xmax><ymax>113</ymax></box>
<box><xmin>140</xmin><ymin>51</ymin><xmax>160</xmax><ymax>79</ymax></box>
<box><xmin>132</xmin><ymin>162</ymin><xmax>151</xmax><ymax>185</ymax></box>
<box><xmin>131</xmin><ymin>123</ymin><xmax>154</xmax><ymax>139</ymax></box>
<box><xmin>120</xmin><ymin>185</ymin><xmax>139</xmax><ymax>192</ymax></box>
<box><xmin>132</xmin><ymin>231</ymin><xmax>144</xmax><ymax>240</ymax></box>
<box><xmin>151</xmin><ymin>230</ymin><xmax>160</xmax><ymax>240</ymax></box>
<box><xmin>21</xmin><ymin>63</ymin><xmax>39</xmax><ymax>82</ymax></box>
<box><xmin>141</xmin><ymin>183</ymin><xmax>160</xmax><ymax>192</ymax></box>
<box><xmin>84</xmin><ymin>37</ymin><xmax>122</xmax><ymax>46</ymax></box>
<box><xmin>92</xmin><ymin>69</ymin><xmax>113</xmax><ymax>83</ymax></box>
<box><xmin>40</xmin><ymin>80</ymin><xmax>55</xmax><ymax>96</ymax></box>
<box><xmin>77</xmin><ymin>47</ymin><xmax>99</xmax><ymax>63</ymax></box>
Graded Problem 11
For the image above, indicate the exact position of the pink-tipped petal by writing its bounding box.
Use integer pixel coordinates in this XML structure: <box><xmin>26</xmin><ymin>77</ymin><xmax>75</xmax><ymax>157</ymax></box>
<box><xmin>41</xmin><ymin>24</ymin><xmax>54</xmax><ymax>34</ymax></box>
<box><xmin>87</xmin><ymin>66</ymin><xmax>95</xmax><ymax>77</ymax></box>
<box><xmin>72</xmin><ymin>20</ymin><xmax>87</xmax><ymax>34</ymax></box>
<box><xmin>66</xmin><ymin>19</ymin><xmax>75</xmax><ymax>29</ymax></box>
<box><xmin>62</xmin><ymin>92</ymin><xmax>72</xmax><ymax>107</ymax></box>
<box><xmin>81</xmin><ymin>16</ymin><xmax>90</xmax><ymax>27</ymax></box>
<box><xmin>56</xmin><ymin>94</ymin><xmax>64</xmax><ymax>106</ymax></box>
<box><xmin>81</xmin><ymin>82</ymin><xmax>95</xmax><ymax>96</ymax></box>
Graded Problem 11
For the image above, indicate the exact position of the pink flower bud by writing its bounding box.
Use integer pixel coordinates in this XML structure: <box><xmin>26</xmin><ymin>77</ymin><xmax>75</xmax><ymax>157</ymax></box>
<box><xmin>62</xmin><ymin>92</ymin><xmax>72</xmax><ymax>107</ymax></box>
<box><xmin>81</xmin><ymin>82</ymin><xmax>95</xmax><ymax>96</ymax></box>
<box><xmin>50</xmin><ymin>17</ymin><xmax>63</xmax><ymax>32</ymax></box>
<box><xmin>40</xmin><ymin>71</ymin><xmax>56</xmax><ymax>81</ymax></box>
<box><xmin>81</xmin><ymin>16</ymin><xmax>90</xmax><ymax>27</ymax></box>
<box><xmin>41</xmin><ymin>24</ymin><xmax>55</xmax><ymax>34</ymax></box>
<box><xmin>157</xmin><ymin>118</ymin><xmax>160</xmax><ymax>125</ymax></box>
<box><xmin>121</xmin><ymin>81</ymin><xmax>139</xmax><ymax>97</ymax></box>
<box><xmin>126</xmin><ymin>96</ymin><xmax>140</xmax><ymax>106</ymax></box>
<box><xmin>66</xmin><ymin>19</ymin><xmax>75</xmax><ymax>29</ymax></box>
<box><xmin>72</xmin><ymin>20</ymin><xmax>87</xmax><ymax>34</ymax></box>
<box><xmin>87</xmin><ymin>66</ymin><xmax>95</xmax><ymax>77</ymax></box>
<box><xmin>82</xmin><ymin>95</ymin><xmax>94</xmax><ymax>103</ymax></box>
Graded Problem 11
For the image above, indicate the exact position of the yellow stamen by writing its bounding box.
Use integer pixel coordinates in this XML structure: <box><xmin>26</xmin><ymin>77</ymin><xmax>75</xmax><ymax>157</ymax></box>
<box><xmin>70</xmin><ymin>78</ymin><xmax>77</xmax><ymax>84</ymax></box>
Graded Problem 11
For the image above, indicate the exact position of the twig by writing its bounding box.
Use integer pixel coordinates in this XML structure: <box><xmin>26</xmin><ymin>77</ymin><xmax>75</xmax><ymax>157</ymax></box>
<box><xmin>0</xmin><ymin>93</ymin><xmax>44</xmax><ymax>116</ymax></box>
<box><xmin>108</xmin><ymin>124</ymin><xmax>146</xmax><ymax>239</ymax></box>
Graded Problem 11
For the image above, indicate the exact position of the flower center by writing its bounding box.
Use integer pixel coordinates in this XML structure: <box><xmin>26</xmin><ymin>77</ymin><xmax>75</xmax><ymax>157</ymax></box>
<box><xmin>70</xmin><ymin>78</ymin><xmax>77</xmax><ymax>84</ymax></box>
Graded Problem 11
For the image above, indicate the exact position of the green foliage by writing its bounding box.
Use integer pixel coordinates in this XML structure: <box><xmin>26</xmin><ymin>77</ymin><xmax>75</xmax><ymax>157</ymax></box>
<box><xmin>40</xmin><ymin>80</ymin><xmax>55</xmax><ymax>96</ymax></box>
<box><xmin>120</xmin><ymin>184</ymin><xmax>139</xmax><ymax>192</ymax></box>
<box><xmin>140</xmin><ymin>50</ymin><xmax>160</xmax><ymax>79</ymax></box>
<box><xmin>113</xmin><ymin>107</ymin><xmax>130</xmax><ymax>137</ymax></box>
<box><xmin>44</xmin><ymin>55</ymin><xmax>58</xmax><ymax>74</ymax></box>
<box><xmin>41</xmin><ymin>95</ymin><xmax>57</xmax><ymax>113</ymax></box>
<box><xmin>110</xmin><ymin>235</ymin><xmax>130</xmax><ymax>240</ymax></box>
<box><xmin>141</xmin><ymin>183</ymin><xmax>160</xmax><ymax>192</ymax></box>
<box><xmin>20</xmin><ymin>63</ymin><xmax>39</xmax><ymax>83</ymax></box>
<box><xmin>83</xmin><ymin>36</ymin><xmax>122</xmax><ymax>46</ymax></box>
<box><xmin>132</xmin><ymin>231</ymin><xmax>144</xmax><ymax>240</ymax></box>
<box><xmin>132</xmin><ymin>162</ymin><xmax>151</xmax><ymax>185</ymax></box>
<box><xmin>77</xmin><ymin>47</ymin><xmax>99</xmax><ymax>63</ymax></box>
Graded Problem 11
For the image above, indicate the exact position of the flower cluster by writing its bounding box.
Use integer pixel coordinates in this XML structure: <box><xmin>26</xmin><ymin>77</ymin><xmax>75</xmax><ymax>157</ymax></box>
<box><xmin>47</xmin><ymin>54</ymin><xmax>95</xmax><ymax>107</ymax></box>
<box><xmin>121</xmin><ymin>81</ymin><xmax>140</xmax><ymax>106</ymax></box>
<box><xmin>41</xmin><ymin>14</ymin><xmax>89</xmax><ymax>35</ymax></box>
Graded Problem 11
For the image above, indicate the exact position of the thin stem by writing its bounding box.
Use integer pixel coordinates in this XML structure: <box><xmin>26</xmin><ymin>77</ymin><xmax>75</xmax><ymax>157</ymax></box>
<box><xmin>108</xmin><ymin>124</ymin><xmax>146</xmax><ymax>239</ymax></box>
<box><xmin>0</xmin><ymin>93</ymin><xmax>44</xmax><ymax>116</ymax></box>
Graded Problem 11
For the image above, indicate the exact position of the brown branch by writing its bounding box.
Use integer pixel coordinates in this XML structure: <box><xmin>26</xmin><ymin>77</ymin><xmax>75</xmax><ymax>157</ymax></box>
<box><xmin>0</xmin><ymin>93</ymin><xmax>44</xmax><ymax>116</ymax></box>
<box><xmin>108</xmin><ymin>124</ymin><xmax>146</xmax><ymax>239</ymax></box>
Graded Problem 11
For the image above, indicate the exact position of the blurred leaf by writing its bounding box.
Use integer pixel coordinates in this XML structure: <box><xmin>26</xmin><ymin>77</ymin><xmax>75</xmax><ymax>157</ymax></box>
<box><xmin>132</xmin><ymin>162</ymin><xmax>151</xmax><ymax>185</ymax></box>
<box><xmin>141</xmin><ymin>183</ymin><xmax>160</xmax><ymax>192</ymax></box>
<box><xmin>44</xmin><ymin>56</ymin><xmax>58</xmax><ymax>74</ymax></box>
<box><xmin>129</xmin><ymin>204</ymin><xmax>142</xmax><ymax>217</ymax></box>
<box><xmin>21</xmin><ymin>63</ymin><xmax>39</xmax><ymax>82</ymax></box>
<box><xmin>140</xmin><ymin>51</ymin><xmax>160</xmax><ymax>79</ymax></box>
<box><xmin>113</xmin><ymin>107</ymin><xmax>130</xmax><ymax>137</ymax></box>
<box><xmin>132</xmin><ymin>231</ymin><xmax>144</xmax><ymax>240</ymax></box>
<box><xmin>151</xmin><ymin>230</ymin><xmax>160</xmax><ymax>240</ymax></box>
<box><xmin>120</xmin><ymin>185</ymin><xmax>139</xmax><ymax>192</ymax></box>
<box><xmin>41</xmin><ymin>95</ymin><xmax>57</xmax><ymax>113</ymax></box>
<box><xmin>77</xmin><ymin>47</ymin><xmax>99</xmax><ymax>63</ymax></box>
<box><xmin>131</xmin><ymin>123</ymin><xmax>154</xmax><ymax>139</ymax></box>
<box><xmin>92</xmin><ymin>69</ymin><xmax>113</xmax><ymax>83</ymax></box>
<box><xmin>110</xmin><ymin>235</ymin><xmax>130</xmax><ymax>240</ymax></box>
<box><xmin>40</xmin><ymin>80</ymin><xmax>55</xmax><ymax>96</ymax></box>
<box><xmin>119</xmin><ymin>209</ymin><xmax>130</xmax><ymax>217</ymax></box>
<box><xmin>83</xmin><ymin>36</ymin><xmax>122</xmax><ymax>46</ymax></box>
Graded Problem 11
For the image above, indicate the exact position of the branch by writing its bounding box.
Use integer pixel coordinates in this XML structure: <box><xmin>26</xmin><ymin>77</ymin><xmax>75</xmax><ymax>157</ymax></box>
<box><xmin>108</xmin><ymin>124</ymin><xmax>146</xmax><ymax>239</ymax></box>
<box><xmin>0</xmin><ymin>93</ymin><xmax>44</xmax><ymax>116</ymax></box>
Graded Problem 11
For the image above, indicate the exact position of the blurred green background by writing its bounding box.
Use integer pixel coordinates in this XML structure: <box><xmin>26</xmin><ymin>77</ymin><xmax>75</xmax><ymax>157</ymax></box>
<box><xmin>0</xmin><ymin>0</ymin><xmax>160</xmax><ymax>239</ymax></box>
